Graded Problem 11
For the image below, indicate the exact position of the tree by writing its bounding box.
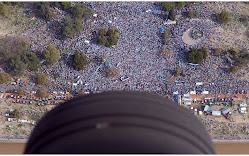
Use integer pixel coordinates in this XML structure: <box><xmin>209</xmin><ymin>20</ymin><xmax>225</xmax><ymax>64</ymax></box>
<box><xmin>175</xmin><ymin>2</ymin><xmax>185</xmax><ymax>8</ymax></box>
<box><xmin>73</xmin><ymin>51</ymin><xmax>87</xmax><ymax>70</ymax></box>
<box><xmin>0</xmin><ymin>37</ymin><xmax>30</xmax><ymax>61</ymax></box>
<box><xmin>43</xmin><ymin>45</ymin><xmax>60</xmax><ymax>65</ymax></box>
<box><xmin>98</xmin><ymin>35</ymin><xmax>108</xmax><ymax>45</ymax></box>
<box><xmin>162</xmin><ymin>29</ymin><xmax>171</xmax><ymax>44</ymax></box>
<box><xmin>39</xmin><ymin>3</ymin><xmax>55</xmax><ymax>21</ymax></box>
<box><xmin>36</xmin><ymin>73</ymin><xmax>48</xmax><ymax>85</ymax></box>
<box><xmin>55</xmin><ymin>2</ymin><xmax>61</xmax><ymax>8</ymax></box>
<box><xmin>16</xmin><ymin>87</ymin><xmax>26</xmax><ymax>96</ymax></box>
<box><xmin>0</xmin><ymin>2</ymin><xmax>9</xmax><ymax>17</ymax></box>
<box><xmin>229</xmin><ymin>66</ymin><xmax>238</xmax><ymax>73</ymax></box>
<box><xmin>106</xmin><ymin>66</ymin><xmax>119</xmax><ymax>78</ymax></box>
<box><xmin>217</xmin><ymin>10</ymin><xmax>231</xmax><ymax>24</ymax></box>
<box><xmin>212</xmin><ymin>48</ymin><xmax>223</xmax><ymax>56</ymax></box>
<box><xmin>240</xmin><ymin>15</ymin><xmax>248</xmax><ymax>26</ymax></box>
<box><xmin>187</xmin><ymin>47</ymin><xmax>208</xmax><ymax>64</ymax></box>
<box><xmin>75</xmin><ymin>17</ymin><xmax>83</xmax><ymax>34</ymax></box>
<box><xmin>9</xmin><ymin>109</ymin><xmax>22</xmax><ymax>118</ymax></box>
<box><xmin>73</xmin><ymin>4</ymin><xmax>93</xmax><ymax>20</ymax></box>
<box><xmin>0</xmin><ymin>72</ymin><xmax>11</xmax><ymax>84</ymax></box>
<box><xmin>99</xmin><ymin>29</ymin><xmax>107</xmax><ymax>36</ymax></box>
<box><xmin>97</xmin><ymin>28</ymin><xmax>119</xmax><ymax>47</ymax></box>
<box><xmin>162</xmin><ymin>2</ymin><xmax>175</xmax><ymax>11</ymax></box>
<box><xmin>227</xmin><ymin>48</ymin><xmax>240</xmax><ymax>59</ymax></box>
<box><xmin>200</xmin><ymin>47</ymin><xmax>208</xmax><ymax>59</ymax></box>
<box><xmin>168</xmin><ymin>9</ymin><xmax>176</xmax><ymax>21</ymax></box>
<box><xmin>9</xmin><ymin>56</ymin><xmax>26</xmax><ymax>77</ymax></box>
<box><xmin>61</xmin><ymin>2</ymin><xmax>71</xmax><ymax>10</ymax></box>
<box><xmin>37</xmin><ymin>88</ymin><xmax>48</xmax><ymax>98</ymax></box>
<box><xmin>22</xmin><ymin>52</ymin><xmax>40</xmax><ymax>71</ymax></box>
<box><xmin>186</xmin><ymin>11</ymin><xmax>195</xmax><ymax>19</ymax></box>
<box><xmin>174</xmin><ymin>66</ymin><xmax>181</xmax><ymax>77</ymax></box>
<box><xmin>77</xmin><ymin>90</ymin><xmax>85</xmax><ymax>96</ymax></box>
<box><xmin>101</xmin><ymin>55</ymin><xmax>108</xmax><ymax>64</ymax></box>
<box><xmin>161</xmin><ymin>49</ymin><xmax>171</xmax><ymax>58</ymax></box>
<box><xmin>61</xmin><ymin>15</ymin><xmax>75</xmax><ymax>39</ymax></box>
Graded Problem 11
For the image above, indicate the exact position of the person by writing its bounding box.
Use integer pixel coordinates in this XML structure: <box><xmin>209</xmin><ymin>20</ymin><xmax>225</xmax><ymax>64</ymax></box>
<box><xmin>24</xmin><ymin>91</ymin><xmax>215</xmax><ymax>154</ymax></box>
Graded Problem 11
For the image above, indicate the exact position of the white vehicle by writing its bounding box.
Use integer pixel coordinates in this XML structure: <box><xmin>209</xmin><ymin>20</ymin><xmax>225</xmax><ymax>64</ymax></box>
<box><xmin>11</xmin><ymin>82</ymin><xmax>17</xmax><ymax>85</ymax></box>
<box><xmin>93</xmin><ymin>14</ymin><xmax>97</xmax><ymax>17</ymax></box>
<box><xmin>31</xmin><ymin>91</ymin><xmax>37</xmax><ymax>94</ymax></box>
<box><xmin>145</xmin><ymin>9</ymin><xmax>152</xmax><ymax>13</ymax></box>
<box><xmin>120</xmin><ymin>76</ymin><xmax>129</xmax><ymax>81</ymax></box>
<box><xmin>84</xmin><ymin>40</ymin><xmax>90</xmax><ymax>44</ymax></box>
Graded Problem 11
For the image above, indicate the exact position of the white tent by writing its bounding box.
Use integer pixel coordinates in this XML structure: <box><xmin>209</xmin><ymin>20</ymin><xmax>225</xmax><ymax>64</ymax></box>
<box><xmin>212</xmin><ymin>111</ymin><xmax>221</xmax><ymax>116</ymax></box>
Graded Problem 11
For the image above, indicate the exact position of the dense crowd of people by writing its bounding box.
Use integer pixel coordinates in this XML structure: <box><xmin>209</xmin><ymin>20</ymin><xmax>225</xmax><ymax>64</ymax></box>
<box><xmin>29</xmin><ymin>1</ymin><xmax>247</xmax><ymax>97</ymax></box>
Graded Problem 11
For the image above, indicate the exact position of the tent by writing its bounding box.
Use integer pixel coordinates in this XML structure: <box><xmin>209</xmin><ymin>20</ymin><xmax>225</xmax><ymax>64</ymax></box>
<box><xmin>160</xmin><ymin>28</ymin><xmax>165</xmax><ymax>33</ymax></box>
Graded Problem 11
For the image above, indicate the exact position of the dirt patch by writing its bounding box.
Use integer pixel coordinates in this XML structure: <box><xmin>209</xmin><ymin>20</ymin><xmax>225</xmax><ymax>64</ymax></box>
<box><xmin>182</xmin><ymin>28</ymin><xmax>203</xmax><ymax>45</ymax></box>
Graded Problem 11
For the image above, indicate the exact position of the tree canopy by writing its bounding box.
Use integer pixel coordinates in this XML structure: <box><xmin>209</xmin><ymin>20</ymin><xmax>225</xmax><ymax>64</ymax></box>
<box><xmin>212</xmin><ymin>48</ymin><xmax>223</xmax><ymax>56</ymax></box>
<box><xmin>0</xmin><ymin>72</ymin><xmax>11</xmax><ymax>84</ymax></box>
<box><xmin>37</xmin><ymin>87</ymin><xmax>48</xmax><ymax>98</ymax></box>
<box><xmin>73</xmin><ymin>4</ymin><xmax>93</xmax><ymax>20</ymax></box>
<box><xmin>97</xmin><ymin>28</ymin><xmax>119</xmax><ymax>47</ymax></box>
<box><xmin>175</xmin><ymin>2</ymin><xmax>185</xmax><ymax>8</ymax></box>
<box><xmin>43</xmin><ymin>45</ymin><xmax>60</xmax><ymax>65</ymax></box>
<box><xmin>36</xmin><ymin>73</ymin><xmax>48</xmax><ymax>85</ymax></box>
<box><xmin>61</xmin><ymin>2</ymin><xmax>71</xmax><ymax>10</ymax></box>
<box><xmin>106</xmin><ymin>66</ymin><xmax>119</xmax><ymax>78</ymax></box>
<box><xmin>186</xmin><ymin>10</ymin><xmax>195</xmax><ymax>19</ymax></box>
<box><xmin>168</xmin><ymin>9</ymin><xmax>176</xmax><ymax>21</ymax></box>
<box><xmin>36</xmin><ymin>2</ymin><xmax>55</xmax><ymax>21</ymax></box>
<box><xmin>240</xmin><ymin>15</ymin><xmax>248</xmax><ymax>26</ymax></box>
<box><xmin>16</xmin><ymin>87</ymin><xmax>26</xmax><ymax>96</ymax></box>
<box><xmin>61</xmin><ymin>15</ymin><xmax>75</xmax><ymax>39</ymax></box>
<box><xmin>0</xmin><ymin>37</ymin><xmax>30</xmax><ymax>61</ymax></box>
<box><xmin>217</xmin><ymin>10</ymin><xmax>231</xmax><ymax>24</ymax></box>
<box><xmin>161</xmin><ymin>49</ymin><xmax>171</xmax><ymax>58</ymax></box>
<box><xmin>73</xmin><ymin>51</ymin><xmax>87</xmax><ymax>70</ymax></box>
<box><xmin>162</xmin><ymin>2</ymin><xmax>175</xmax><ymax>11</ymax></box>
<box><xmin>74</xmin><ymin>17</ymin><xmax>83</xmax><ymax>35</ymax></box>
<box><xmin>0</xmin><ymin>2</ymin><xmax>9</xmax><ymax>17</ymax></box>
<box><xmin>229</xmin><ymin>66</ymin><xmax>238</xmax><ymax>73</ymax></box>
<box><xmin>9</xmin><ymin>109</ymin><xmax>22</xmax><ymax>118</ymax></box>
<box><xmin>22</xmin><ymin>52</ymin><xmax>40</xmax><ymax>71</ymax></box>
<box><xmin>187</xmin><ymin>47</ymin><xmax>208</xmax><ymax>64</ymax></box>
<box><xmin>9</xmin><ymin>56</ymin><xmax>26</xmax><ymax>77</ymax></box>
<box><xmin>174</xmin><ymin>66</ymin><xmax>181</xmax><ymax>77</ymax></box>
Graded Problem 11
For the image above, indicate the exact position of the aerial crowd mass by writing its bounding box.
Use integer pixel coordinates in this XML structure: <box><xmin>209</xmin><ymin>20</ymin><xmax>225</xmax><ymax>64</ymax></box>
<box><xmin>0</xmin><ymin>1</ymin><xmax>248</xmax><ymax>141</ymax></box>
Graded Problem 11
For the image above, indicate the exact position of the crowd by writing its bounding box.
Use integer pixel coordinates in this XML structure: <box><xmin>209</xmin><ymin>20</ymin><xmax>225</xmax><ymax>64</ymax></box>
<box><xmin>3</xmin><ymin>2</ymin><xmax>249</xmax><ymax>97</ymax></box>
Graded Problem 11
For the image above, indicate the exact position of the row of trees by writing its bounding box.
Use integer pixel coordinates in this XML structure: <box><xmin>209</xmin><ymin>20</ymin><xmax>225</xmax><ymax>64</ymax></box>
<box><xmin>97</xmin><ymin>28</ymin><xmax>119</xmax><ymax>47</ymax></box>
<box><xmin>35</xmin><ymin>3</ymin><xmax>93</xmax><ymax>39</ymax></box>
<box><xmin>0</xmin><ymin>37</ymin><xmax>60</xmax><ymax>77</ymax></box>
<box><xmin>187</xmin><ymin>47</ymin><xmax>208</xmax><ymax>64</ymax></box>
<box><xmin>227</xmin><ymin>48</ymin><xmax>249</xmax><ymax>67</ymax></box>
<box><xmin>212</xmin><ymin>47</ymin><xmax>248</xmax><ymax>74</ymax></box>
<box><xmin>36</xmin><ymin>2</ymin><xmax>55</xmax><ymax>21</ymax></box>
